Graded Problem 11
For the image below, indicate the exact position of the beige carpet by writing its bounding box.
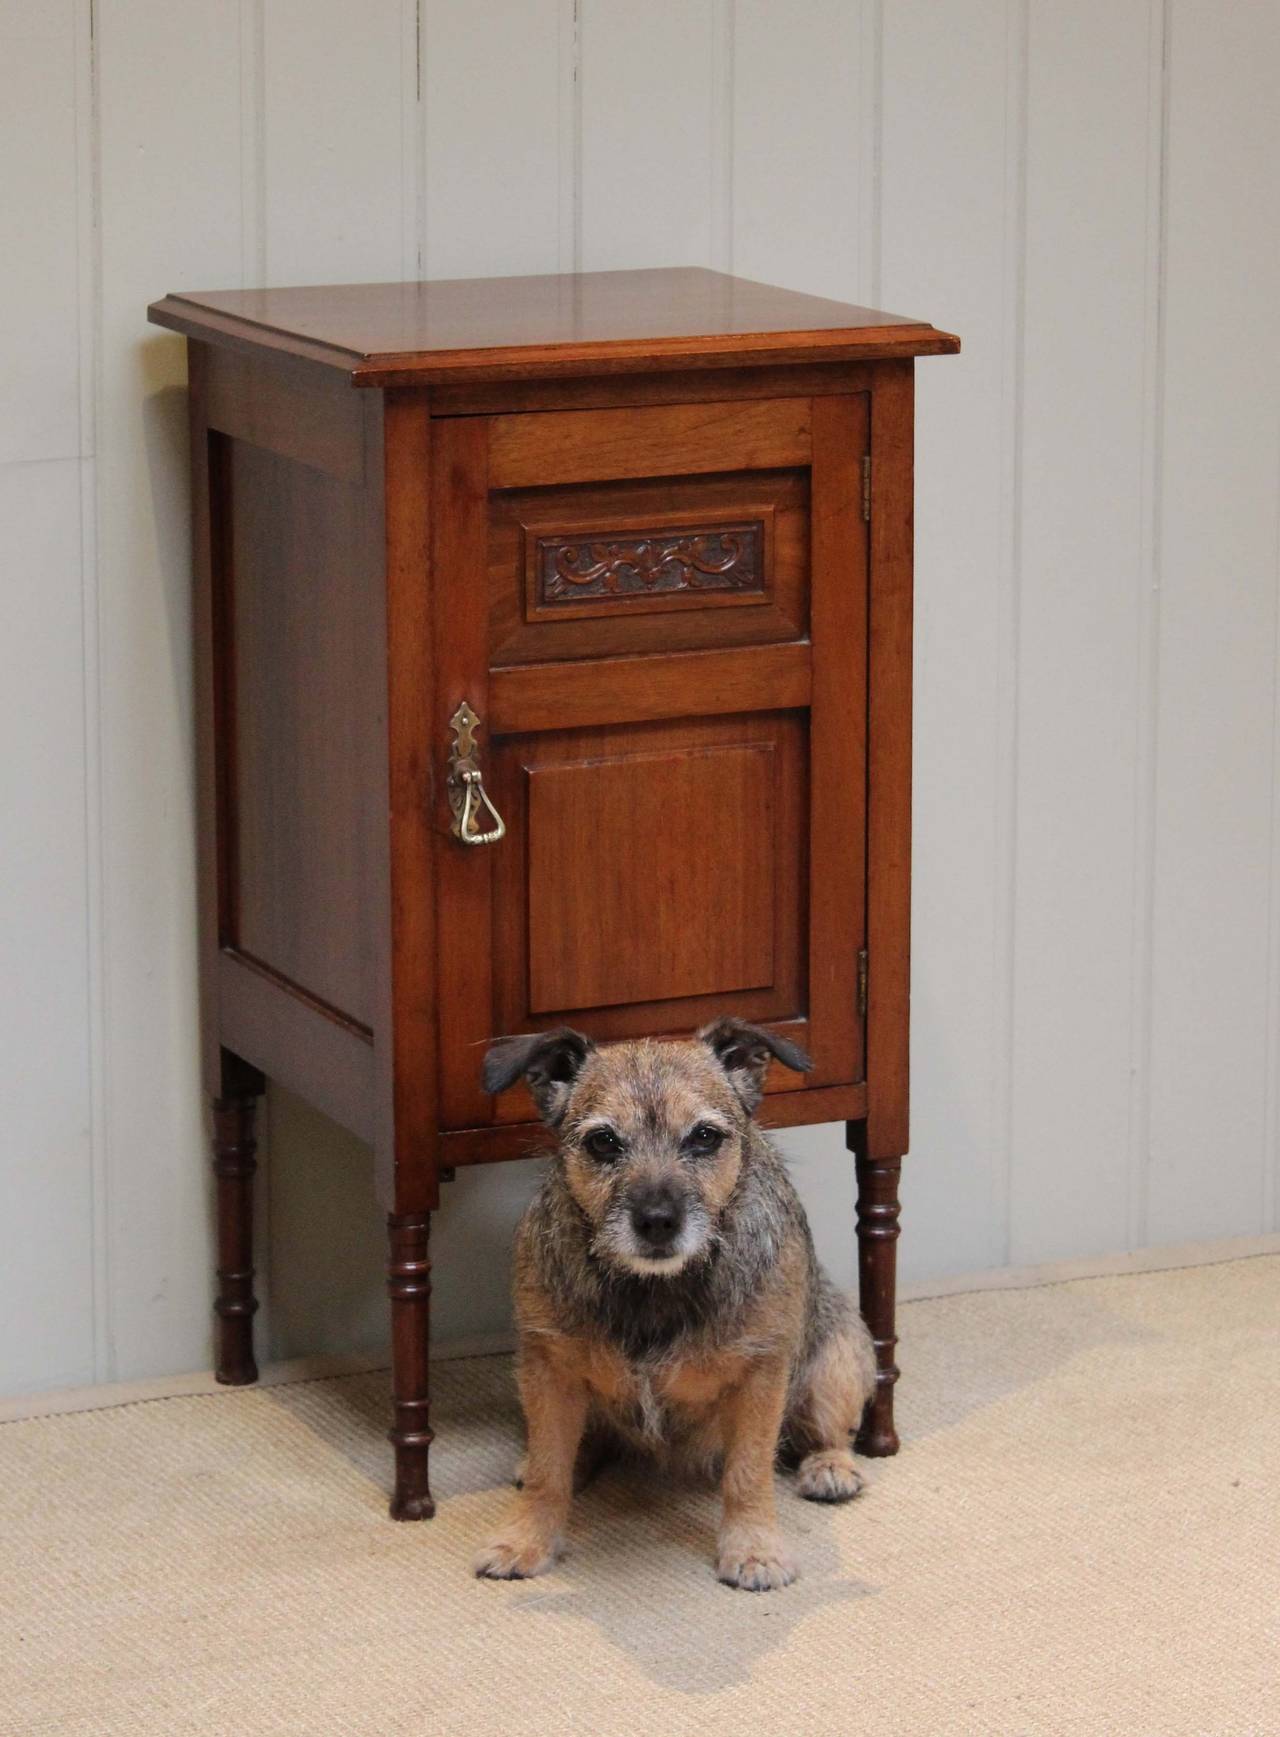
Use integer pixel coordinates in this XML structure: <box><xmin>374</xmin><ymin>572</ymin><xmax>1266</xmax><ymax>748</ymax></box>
<box><xmin>2</xmin><ymin>1257</ymin><xmax>1278</xmax><ymax>1736</ymax></box>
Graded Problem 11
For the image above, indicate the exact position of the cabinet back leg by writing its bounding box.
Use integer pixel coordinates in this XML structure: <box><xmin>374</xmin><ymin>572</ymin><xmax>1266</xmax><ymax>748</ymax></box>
<box><xmin>849</xmin><ymin>1127</ymin><xmax>902</xmax><ymax>1456</ymax></box>
<box><xmin>211</xmin><ymin>1085</ymin><xmax>262</xmax><ymax>1385</ymax></box>
<box><xmin>387</xmin><ymin>1213</ymin><xmax>435</xmax><ymax>1520</ymax></box>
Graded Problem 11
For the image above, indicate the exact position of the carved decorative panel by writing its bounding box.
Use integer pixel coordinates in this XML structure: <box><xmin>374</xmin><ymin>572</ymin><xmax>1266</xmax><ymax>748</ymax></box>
<box><xmin>532</xmin><ymin>519</ymin><xmax>766</xmax><ymax>609</ymax></box>
<box><xmin>496</xmin><ymin>479</ymin><xmax>803</xmax><ymax>659</ymax></box>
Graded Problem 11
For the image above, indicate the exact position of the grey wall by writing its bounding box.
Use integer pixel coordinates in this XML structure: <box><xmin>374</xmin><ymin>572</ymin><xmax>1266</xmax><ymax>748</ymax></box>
<box><xmin>3</xmin><ymin>0</ymin><xmax>1278</xmax><ymax>1394</ymax></box>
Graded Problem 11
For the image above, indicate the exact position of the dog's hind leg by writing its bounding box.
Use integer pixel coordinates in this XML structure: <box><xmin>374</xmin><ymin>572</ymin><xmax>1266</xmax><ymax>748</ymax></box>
<box><xmin>789</xmin><ymin>1302</ymin><xmax>876</xmax><ymax>1504</ymax></box>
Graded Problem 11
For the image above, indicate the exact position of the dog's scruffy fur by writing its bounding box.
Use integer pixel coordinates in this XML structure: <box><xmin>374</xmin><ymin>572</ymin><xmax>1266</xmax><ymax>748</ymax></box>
<box><xmin>474</xmin><ymin>1018</ymin><xmax>876</xmax><ymax>1592</ymax></box>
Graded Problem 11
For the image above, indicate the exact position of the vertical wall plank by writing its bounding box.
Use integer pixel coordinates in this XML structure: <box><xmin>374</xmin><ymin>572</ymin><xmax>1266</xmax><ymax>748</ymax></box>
<box><xmin>1007</xmin><ymin>0</ymin><xmax>1157</xmax><ymax>1263</ymax></box>
<box><xmin>731</xmin><ymin>0</ymin><xmax>867</xmax><ymax>1280</ymax></box>
<box><xmin>423</xmin><ymin>0</ymin><xmax>562</xmax><ymax>278</ymax></box>
<box><xmin>579</xmin><ymin>0</ymin><xmax>715</xmax><ymax>270</ymax></box>
<box><xmin>0</xmin><ymin>1</ymin><xmax>96</xmax><ymax>1394</ymax></box>
<box><xmin>732</xmin><ymin>0</ymin><xmax>863</xmax><ymax>297</ymax></box>
<box><xmin>0</xmin><ymin>1</ymin><xmax>81</xmax><ymax>463</ymax></box>
<box><xmin>876</xmin><ymin>0</ymin><xmax>1013</xmax><ymax>1280</ymax></box>
<box><xmin>1146</xmin><ymin>0</ymin><xmax>1280</xmax><ymax>1243</ymax></box>
<box><xmin>261</xmin><ymin>0</ymin><xmax>407</xmax><ymax>285</ymax></box>
<box><xmin>94</xmin><ymin>0</ymin><xmax>244</xmax><ymax>1380</ymax></box>
<box><xmin>0</xmin><ymin>462</ymin><xmax>94</xmax><ymax>1392</ymax></box>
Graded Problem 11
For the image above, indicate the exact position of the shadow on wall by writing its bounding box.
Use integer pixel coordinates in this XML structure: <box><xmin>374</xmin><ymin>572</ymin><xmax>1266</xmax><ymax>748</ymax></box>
<box><xmin>263</xmin><ymin>1084</ymin><xmax>547</xmax><ymax>1362</ymax></box>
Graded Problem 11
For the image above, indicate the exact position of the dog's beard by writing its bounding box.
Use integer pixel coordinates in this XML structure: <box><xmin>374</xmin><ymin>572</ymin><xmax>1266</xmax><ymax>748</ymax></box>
<box><xmin>591</xmin><ymin>1198</ymin><xmax>714</xmax><ymax>1278</ymax></box>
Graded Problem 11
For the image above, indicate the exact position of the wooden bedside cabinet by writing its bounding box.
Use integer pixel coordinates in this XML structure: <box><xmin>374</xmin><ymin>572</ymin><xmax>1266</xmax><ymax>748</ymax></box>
<box><xmin>148</xmin><ymin>268</ymin><xmax>958</xmax><ymax>1519</ymax></box>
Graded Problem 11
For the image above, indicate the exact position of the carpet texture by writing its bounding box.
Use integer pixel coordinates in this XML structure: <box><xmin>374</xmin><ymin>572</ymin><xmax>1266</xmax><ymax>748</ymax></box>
<box><xmin>2</xmin><ymin>1256</ymin><xmax>1277</xmax><ymax>1736</ymax></box>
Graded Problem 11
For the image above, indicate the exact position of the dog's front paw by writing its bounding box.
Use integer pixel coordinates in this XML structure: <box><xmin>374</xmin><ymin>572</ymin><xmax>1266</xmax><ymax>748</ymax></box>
<box><xmin>474</xmin><ymin>1531</ymin><xmax>560</xmax><ymax>1580</ymax></box>
<box><xmin>796</xmin><ymin>1447</ymin><xmax>865</xmax><ymax>1503</ymax></box>
<box><xmin>716</xmin><ymin>1529</ymin><xmax>798</xmax><ymax>1592</ymax></box>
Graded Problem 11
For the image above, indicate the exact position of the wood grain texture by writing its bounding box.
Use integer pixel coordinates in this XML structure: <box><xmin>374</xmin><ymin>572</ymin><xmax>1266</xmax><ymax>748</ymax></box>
<box><xmin>484</xmin><ymin>712</ymin><xmax>810</xmax><ymax>1118</ymax></box>
<box><xmin>147</xmin><ymin>267</ymin><xmax>960</xmax><ymax>385</ymax></box>
<box><xmin>431</xmin><ymin>414</ymin><xmax>499</xmax><ymax>1133</ymax></box>
<box><xmin>217</xmin><ymin>951</ymin><xmax>374</xmax><ymax>1144</ymax></box>
<box><xmin>189</xmin><ymin>344</ymin><xmax>226</xmax><ymax>1095</ymax></box>
<box><xmin>807</xmin><ymin>393</ymin><xmax>868</xmax><ymax>1088</ymax></box>
<box><xmin>205</xmin><ymin>346</ymin><xmax>365</xmax><ymax>482</ymax></box>
<box><xmin>530</xmin><ymin>518</ymin><xmax>766</xmax><ymax>611</ymax></box>
<box><xmin>487</xmin><ymin>396</ymin><xmax>812</xmax><ymax>488</ymax></box>
<box><xmin>865</xmin><ymin>362</ymin><xmax>915</xmax><ymax>1161</ymax></box>
<box><xmin>490</xmin><ymin>469</ymin><xmax>808</xmax><ymax>666</ymax></box>
<box><xmin>386</xmin><ymin>1212</ymin><xmax>434</xmax><ymax>1519</ymax></box>
<box><xmin>211</xmin><ymin>1086</ymin><xmax>262</xmax><ymax>1386</ymax></box>
<box><xmin>852</xmin><ymin>1136</ymin><xmax>902</xmax><ymax>1455</ymax></box>
<box><xmin>441</xmin><ymin>1080</ymin><xmax>871</xmax><ymax>1168</ymax></box>
<box><xmin>525</xmin><ymin>743</ymin><xmax>777</xmax><ymax>1010</ymax></box>
<box><xmin>223</xmin><ymin>436</ymin><xmax>377</xmax><ymax>1027</ymax></box>
<box><xmin>379</xmin><ymin>392</ymin><xmax>441</xmax><ymax>1211</ymax></box>
<box><xmin>488</xmin><ymin>643</ymin><xmax>812</xmax><ymax>736</ymax></box>
<box><xmin>429</xmin><ymin>360</ymin><xmax>876</xmax><ymax>418</ymax></box>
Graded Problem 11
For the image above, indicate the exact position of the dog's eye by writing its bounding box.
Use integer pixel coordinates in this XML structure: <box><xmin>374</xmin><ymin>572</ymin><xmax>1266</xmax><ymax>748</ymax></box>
<box><xmin>686</xmin><ymin>1123</ymin><xmax>725</xmax><ymax>1155</ymax></box>
<box><xmin>583</xmin><ymin>1128</ymin><xmax>623</xmax><ymax>1161</ymax></box>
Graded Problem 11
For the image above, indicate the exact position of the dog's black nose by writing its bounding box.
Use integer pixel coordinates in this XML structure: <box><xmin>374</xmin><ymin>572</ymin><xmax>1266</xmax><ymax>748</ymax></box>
<box><xmin>629</xmin><ymin>1186</ymin><xmax>684</xmax><ymax>1250</ymax></box>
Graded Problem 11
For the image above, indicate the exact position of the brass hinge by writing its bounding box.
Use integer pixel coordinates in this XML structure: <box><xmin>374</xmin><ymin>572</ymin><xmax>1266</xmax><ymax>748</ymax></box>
<box><xmin>861</xmin><ymin>454</ymin><xmax>872</xmax><ymax>522</ymax></box>
<box><xmin>857</xmin><ymin>948</ymin><xmax>869</xmax><ymax>1018</ymax></box>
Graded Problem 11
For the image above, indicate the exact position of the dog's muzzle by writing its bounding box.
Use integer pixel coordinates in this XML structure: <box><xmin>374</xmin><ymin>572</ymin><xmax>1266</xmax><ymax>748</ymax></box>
<box><xmin>627</xmin><ymin>1182</ymin><xmax>686</xmax><ymax>1258</ymax></box>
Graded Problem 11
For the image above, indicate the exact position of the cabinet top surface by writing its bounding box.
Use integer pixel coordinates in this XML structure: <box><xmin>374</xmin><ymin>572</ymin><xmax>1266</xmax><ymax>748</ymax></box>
<box><xmin>148</xmin><ymin>266</ymin><xmax>959</xmax><ymax>386</ymax></box>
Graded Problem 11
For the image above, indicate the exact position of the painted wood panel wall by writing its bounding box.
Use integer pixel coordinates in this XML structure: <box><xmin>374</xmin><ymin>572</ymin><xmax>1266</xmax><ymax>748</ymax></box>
<box><xmin>2</xmin><ymin>0</ymin><xmax>1278</xmax><ymax>1395</ymax></box>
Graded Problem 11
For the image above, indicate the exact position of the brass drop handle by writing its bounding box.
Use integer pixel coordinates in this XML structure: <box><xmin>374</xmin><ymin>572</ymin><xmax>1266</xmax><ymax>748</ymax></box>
<box><xmin>446</xmin><ymin>701</ymin><xmax>506</xmax><ymax>847</ymax></box>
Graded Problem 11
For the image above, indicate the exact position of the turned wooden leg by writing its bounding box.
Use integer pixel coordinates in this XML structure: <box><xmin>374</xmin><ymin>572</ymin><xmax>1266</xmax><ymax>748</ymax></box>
<box><xmin>211</xmin><ymin>1065</ymin><xmax>264</xmax><ymax>1386</ymax></box>
<box><xmin>849</xmin><ymin>1124</ymin><xmax>902</xmax><ymax>1456</ymax></box>
<box><xmin>387</xmin><ymin>1212</ymin><xmax>435</xmax><ymax>1520</ymax></box>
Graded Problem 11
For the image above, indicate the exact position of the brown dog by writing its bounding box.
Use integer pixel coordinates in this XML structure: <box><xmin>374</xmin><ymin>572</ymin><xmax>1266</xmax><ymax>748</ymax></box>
<box><xmin>474</xmin><ymin>1019</ymin><xmax>876</xmax><ymax>1591</ymax></box>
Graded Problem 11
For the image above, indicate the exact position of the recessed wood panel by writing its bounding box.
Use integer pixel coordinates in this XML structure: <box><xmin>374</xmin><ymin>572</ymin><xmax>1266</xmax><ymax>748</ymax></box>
<box><xmin>448</xmin><ymin>710</ymin><xmax>812</xmax><ymax>1130</ymax></box>
<box><xmin>223</xmin><ymin>436</ymin><xmax>379</xmax><ymax>1028</ymax></box>
<box><xmin>491</xmin><ymin>468</ymin><xmax>809</xmax><ymax>664</ymax></box>
<box><xmin>526</xmin><ymin>743</ymin><xmax>776</xmax><ymax>1011</ymax></box>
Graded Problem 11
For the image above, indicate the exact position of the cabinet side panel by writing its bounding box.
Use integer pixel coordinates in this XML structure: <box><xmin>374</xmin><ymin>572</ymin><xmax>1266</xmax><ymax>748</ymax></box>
<box><xmin>866</xmin><ymin>362</ymin><xmax>915</xmax><ymax>1159</ymax></box>
<box><xmin>220</xmin><ymin>432</ymin><xmax>379</xmax><ymax>1028</ymax></box>
<box><xmin>379</xmin><ymin>392</ymin><xmax>441</xmax><ymax>1211</ymax></box>
<box><xmin>191</xmin><ymin>344</ymin><xmax>225</xmax><ymax>1091</ymax></box>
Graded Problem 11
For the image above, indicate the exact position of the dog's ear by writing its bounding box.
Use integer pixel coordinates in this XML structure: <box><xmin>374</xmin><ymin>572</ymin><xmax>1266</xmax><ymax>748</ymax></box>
<box><xmin>482</xmin><ymin>1027</ymin><xmax>595</xmax><ymax>1125</ymax></box>
<box><xmin>697</xmin><ymin>1017</ymin><xmax>813</xmax><ymax>1111</ymax></box>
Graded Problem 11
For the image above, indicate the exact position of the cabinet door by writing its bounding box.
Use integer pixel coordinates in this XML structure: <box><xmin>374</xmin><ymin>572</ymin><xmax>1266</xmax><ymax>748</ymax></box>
<box><xmin>431</xmin><ymin>394</ymin><xmax>867</xmax><ymax>1130</ymax></box>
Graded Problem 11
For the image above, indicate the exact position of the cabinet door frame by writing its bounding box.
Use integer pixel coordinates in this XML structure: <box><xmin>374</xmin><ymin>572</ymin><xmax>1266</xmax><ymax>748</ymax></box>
<box><xmin>430</xmin><ymin>392</ymin><xmax>869</xmax><ymax>1133</ymax></box>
